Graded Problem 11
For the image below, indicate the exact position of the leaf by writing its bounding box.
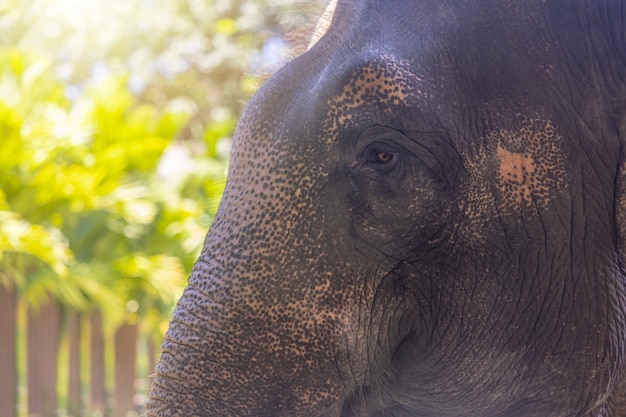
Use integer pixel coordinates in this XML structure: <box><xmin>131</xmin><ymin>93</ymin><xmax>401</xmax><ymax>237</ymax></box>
<box><xmin>113</xmin><ymin>254</ymin><xmax>186</xmax><ymax>306</ymax></box>
<box><xmin>215</xmin><ymin>18</ymin><xmax>237</xmax><ymax>36</ymax></box>
<box><xmin>0</xmin><ymin>211</ymin><xmax>73</xmax><ymax>276</ymax></box>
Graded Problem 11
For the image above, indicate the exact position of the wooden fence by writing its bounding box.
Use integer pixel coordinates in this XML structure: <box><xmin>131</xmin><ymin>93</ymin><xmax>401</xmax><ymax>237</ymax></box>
<box><xmin>0</xmin><ymin>284</ymin><xmax>159</xmax><ymax>417</ymax></box>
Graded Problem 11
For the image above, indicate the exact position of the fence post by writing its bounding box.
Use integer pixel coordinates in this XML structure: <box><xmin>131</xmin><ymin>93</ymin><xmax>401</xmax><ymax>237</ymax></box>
<box><xmin>0</xmin><ymin>283</ymin><xmax>17</xmax><ymax>417</ymax></box>
<box><xmin>67</xmin><ymin>311</ymin><xmax>81</xmax><ymax>416</ymax></box>
<box><xmin>114</xmin><ymin>323</ymin><xmax>138</xmax><ymax>417</ymax></box>
<box><xmin>27</xmin><ymin>295</ymin><xmax>61</xmax><ymax>417</ymax></box>
<box><xmin>90</xmin><ymin>311</ymin><xmax>106</xmax><ymax>415</ymax></box>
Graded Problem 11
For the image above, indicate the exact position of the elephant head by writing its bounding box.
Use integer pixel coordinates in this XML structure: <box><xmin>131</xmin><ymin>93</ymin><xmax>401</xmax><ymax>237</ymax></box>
<box><xmin>147</xmin><ymin>1</ymin><xmax>626</xmax><ymax>416</ymax></box>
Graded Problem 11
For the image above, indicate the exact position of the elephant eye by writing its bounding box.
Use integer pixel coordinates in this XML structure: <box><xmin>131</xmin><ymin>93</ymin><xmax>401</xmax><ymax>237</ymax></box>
<box><xmin>357</xmin><ymin>140</ymin><xmax>401</xmax><ymax>174</ymax></box>
<box><xmin>360</xmin><ymin>145</ymin><xmax>400</xmax><ymax>174</ymax></box>
<box><xmin>375</xmin><ymin>150</ymin><xmax>394</xmax><ymax>163</ymax></box>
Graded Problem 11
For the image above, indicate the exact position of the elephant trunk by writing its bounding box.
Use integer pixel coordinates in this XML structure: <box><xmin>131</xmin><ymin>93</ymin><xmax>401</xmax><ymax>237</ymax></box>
<box><xmin>146</xmin><ymin>242</ymin><xmax>353</xmax><ymax>417</ymax></box>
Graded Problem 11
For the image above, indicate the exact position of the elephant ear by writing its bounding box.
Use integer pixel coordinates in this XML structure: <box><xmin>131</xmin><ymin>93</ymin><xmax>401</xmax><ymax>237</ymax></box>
<box><xmin>616</xmin><ymin>153</ymin><xmax>626</xmax><ymax>279</ymax></box>
<box><xmin>614</xmin><ymin>158</ymin><xmax>626</xmax><ymax>415</ymax></box>
<box><xmin>617</xmin><ymin>161</ymin><xmax>626</xmax><ymax>264</ymax></box>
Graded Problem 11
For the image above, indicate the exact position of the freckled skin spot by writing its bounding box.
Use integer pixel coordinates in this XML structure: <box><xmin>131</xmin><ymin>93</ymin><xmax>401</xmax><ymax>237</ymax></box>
<box><xmin>497</xmin><ymin>145</ymin><xmax>536</xmax><ymax>205</ymax></box>
<box><xmin>493</xmin><ymin>118</ymin><xmax>567</xmax><ymax>211</ymax></box>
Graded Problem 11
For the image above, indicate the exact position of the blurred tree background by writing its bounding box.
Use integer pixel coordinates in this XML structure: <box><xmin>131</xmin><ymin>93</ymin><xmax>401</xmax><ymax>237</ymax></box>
<box><xmin>0</xmin><ymin>0</ymin><xmax>325</xmax><ymax>416</ymax></box>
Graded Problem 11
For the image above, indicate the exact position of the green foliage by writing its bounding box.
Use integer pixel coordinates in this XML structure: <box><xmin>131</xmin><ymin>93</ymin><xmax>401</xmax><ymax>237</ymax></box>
<box><xmin>0</xmin><ymin>46</ymin><xmax>222</xmax><ymax>334</ymax></box>
<box><xmin>0</xmin><ymin>213</ymin><xmax>72</xmax><ymax>279</ymax></box>
<box><xmin>0</xmin><ymin>0</ymin><xmax>326</xmax><ymax>143</ymax></box>
<box><xmin>0</xmin><ymin>0</ymin><xmax>326</xmax><ymax>336</ymax></box>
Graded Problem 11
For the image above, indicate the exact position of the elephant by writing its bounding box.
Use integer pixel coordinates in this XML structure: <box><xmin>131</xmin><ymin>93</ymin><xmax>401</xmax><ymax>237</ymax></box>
<box><xmin>147</xmin><ymin>0</ymin><xmax>626</xmax><ymax>416</ymax></box>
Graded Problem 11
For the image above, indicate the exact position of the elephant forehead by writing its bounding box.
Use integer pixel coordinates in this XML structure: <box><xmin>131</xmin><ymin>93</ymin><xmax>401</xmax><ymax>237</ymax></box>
<box><xmin>323</xmin><ymin>56</ymin><xmax>428</xmax><ymax>134</ymax></box>
<box><xmin>333</xmin><ymin>62</ymin><xmax>413</xmax><ymax>109</ymax></box>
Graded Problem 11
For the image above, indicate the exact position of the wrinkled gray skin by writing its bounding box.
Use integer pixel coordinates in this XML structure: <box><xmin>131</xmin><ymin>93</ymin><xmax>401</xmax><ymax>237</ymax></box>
<box><xmin>147</xmin><ymin>1</ymin><xmax>626</xmax><ymax>416</ymax></box>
